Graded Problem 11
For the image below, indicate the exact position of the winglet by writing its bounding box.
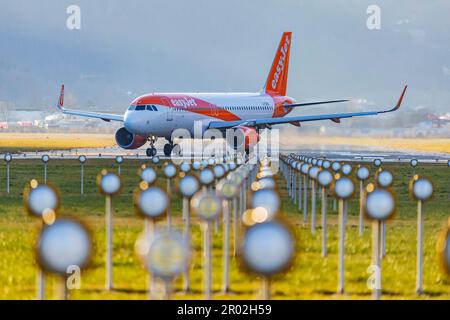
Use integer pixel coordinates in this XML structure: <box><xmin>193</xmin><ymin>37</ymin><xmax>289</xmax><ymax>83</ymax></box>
<box><xmin>394</xmin><ymin>85</ymin><xmax>408</xmax><ymax>110</ymax></box>
<box><xmin>57</xmin><ymin>84</ymin><xmax>65</xmax><ymax>110</ymax></box>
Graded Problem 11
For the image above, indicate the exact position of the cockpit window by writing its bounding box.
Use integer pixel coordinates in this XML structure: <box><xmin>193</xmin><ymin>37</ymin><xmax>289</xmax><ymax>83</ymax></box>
<box><xmin>128</xmin><ymin>105</ymin><xmax>136</xmax><ymax>111</ymax></box>
<box><xmin>152</xmin><ymin>105</ymin><xmax>158</xmax><ymax>111</ymax></box>
<box><xmin>135</xmin><ymin>105</ymin><xmax>146</xmax><ymax>111</ymax></box>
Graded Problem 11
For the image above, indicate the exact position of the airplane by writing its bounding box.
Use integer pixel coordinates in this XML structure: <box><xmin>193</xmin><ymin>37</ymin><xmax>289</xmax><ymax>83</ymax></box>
<box><xmin>56</xmin><ymin>32</ymin><xmax>407</xmax><ymax>157</ymax></box>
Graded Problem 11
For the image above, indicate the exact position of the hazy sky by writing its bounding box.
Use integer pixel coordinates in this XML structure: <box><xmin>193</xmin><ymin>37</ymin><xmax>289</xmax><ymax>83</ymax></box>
<box><xmin>0</xmin><ymin>0</ymin><xmax>449</xmax><ymax>113</ymax></box>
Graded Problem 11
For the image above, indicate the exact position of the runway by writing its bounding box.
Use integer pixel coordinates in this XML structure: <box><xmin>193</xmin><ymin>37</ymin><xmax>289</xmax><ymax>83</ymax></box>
<box><xmin>6</xmin><ymin>142</ymin><xmax>449</xmax><ymax>164</ymax></box>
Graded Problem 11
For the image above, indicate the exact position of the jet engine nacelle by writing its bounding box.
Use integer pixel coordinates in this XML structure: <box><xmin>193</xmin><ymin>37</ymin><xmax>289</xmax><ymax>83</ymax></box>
<box><xmin>226</xmin><ymin>126</ymin><xmax>260</xmax><ymax>151</ymax></box>
<box><xmin>115</xmin><ymin>127</ymin><xmax>147</xmax><ymax>149</ymax></box>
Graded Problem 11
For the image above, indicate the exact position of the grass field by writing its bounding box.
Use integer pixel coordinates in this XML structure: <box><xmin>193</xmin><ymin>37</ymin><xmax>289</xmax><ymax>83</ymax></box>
<box><xmin>283</xmin><ymin>136</ymin><xmax>450</xmax><ymax>154</ymax></box>
<box><xmin>0</xmin><ymin>158</ymin><xmax>448</xmax><ymax>300</ymax></box>
<box><xmin>0</xmin><ymin>133</ymin><xmax>114</xmax><ymax>152</ymax></box>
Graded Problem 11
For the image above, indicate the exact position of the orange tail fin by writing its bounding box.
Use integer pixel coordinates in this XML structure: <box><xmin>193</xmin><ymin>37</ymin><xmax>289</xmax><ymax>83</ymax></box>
<box><xmin>263</xmin><ymin>32</ymin><xmax>292</xmax><ymax>96</ymax></box>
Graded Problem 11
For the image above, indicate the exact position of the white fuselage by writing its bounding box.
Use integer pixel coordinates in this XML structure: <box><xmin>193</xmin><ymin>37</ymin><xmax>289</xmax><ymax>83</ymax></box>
<box><xmin>123</xmin><ymin>92</ymin><xmax>294</xmax><ymax>139</ymax></box>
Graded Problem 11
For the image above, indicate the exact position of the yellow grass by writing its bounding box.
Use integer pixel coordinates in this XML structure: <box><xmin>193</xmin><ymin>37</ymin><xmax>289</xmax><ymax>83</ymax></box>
<box><xmin>285</xmin><ymin>136</ymin><xmax>450</xmax><ymax>154</ymax></box>
<box><xmin>0</xmin><ymin>133</ymin><xmax>449</xmax><ymax>154</ymax></box>
<box><xmin>0</xmin><ymin>133</ymin><xmax>115</xmax><ymax>150</ymax></box>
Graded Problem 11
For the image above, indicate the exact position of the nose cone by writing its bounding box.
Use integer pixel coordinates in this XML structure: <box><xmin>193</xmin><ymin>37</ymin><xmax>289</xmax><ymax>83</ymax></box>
<box><xmin>124</xmin><ymin>111</ymin><xmax>146</xmax><ymax>136</ymax></box>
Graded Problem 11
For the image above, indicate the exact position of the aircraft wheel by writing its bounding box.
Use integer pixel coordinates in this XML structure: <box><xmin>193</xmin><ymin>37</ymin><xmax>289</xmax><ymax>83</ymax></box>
<box><xmin>163</xmin><ymin>143</ymin><xmax>173</xmax><ymax>157</ymax></box>
<box><xmin>146</xmin><ymin>147</ymin><xmax>157</xmax><ymax>157</ymax></box>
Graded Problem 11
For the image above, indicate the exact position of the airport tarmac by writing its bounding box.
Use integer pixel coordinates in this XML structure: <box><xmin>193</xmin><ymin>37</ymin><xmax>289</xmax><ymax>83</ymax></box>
<box><xmin>5</xmin><ymin>141</ymin><xmax>449</xmax><ymax>164</ymax></box>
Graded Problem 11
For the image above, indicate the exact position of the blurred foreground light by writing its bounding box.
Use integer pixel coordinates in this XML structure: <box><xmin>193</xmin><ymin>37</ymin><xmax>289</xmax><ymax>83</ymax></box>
<box><xmin>241</xmin><ymin>221</ymin><xmax>294</xmax><ymax>276</ymax></box>
<box><xmin>180</xmin><ymin>162</ymin><xmax>191</xmax><ymax>173</ymax></box>
<box><xmin>199</xmin><ymin>168</ymin><xmax>215</xmax><ymax>186</ymax></box>
<box><xmin>341</xmin><ymin>164</ymin><xmax>352</xmax><ymax>176</ymax></box>
<box><xmin>213</xmin><ymin>165</ymin><xmax>225</xmax><ymax>179</ymax></box>
<box><xmin>115</xmin><ymin>156</ymin><xmax>123</xmax><ymax>164</ymax></box>
<box><xmin>179</xmin><ymin>176</ymin><xmax>200</xmax><ymax>198</ymax></box>
<box><xmin>192</xmin><ymin>161</ymin><xmax>201</xmax><ymax>171</ymax></box>
<box><xmin>140</xmin><ymin>166</ymin><xmax>157</xmax><ymax>184</ymax></box>
<box><xmin>135</xmin><ymin>187</ymin><xmax>168</xmax><ymax>219</ymax></box>
<box><xmin>308</xmin><ymin>166</ymin><xmax>319</xmax><ymax>180</ymax></box>
<box><xmin>357</xmin><ymin>166</ymin><xmax>370</xmax><ymax>181</ymax></box>
<box><xmin>217</xmin><ymin>180</ymin><xmax>238</xmax><ymax>200</ymax></box>
<box><xmin>97</xmin><ymin>171</ymin><xmax>121</xmax><ymax>195</ymax></box>
<box><xmin>152</xmin><ymin>156</ymin><xmax>160</xmax><ymax>164</ymax></box>
<box><xmin>251</xmin><ymin>177</ymin><xmax>276</xmax><ymax>191</ymax></box>
<box><xmin>364</xmin><ymin>189</ymin><xmax>395</xmax><ymax>221</ymax></box>
<box><xmin>136</xmin><ymin>231</ymin><xmax>190</xmax><ymax>279</ymax></box>
<box><xmin>251</xmin><ymin>189</ymin><xmax>280</xmax><ymax>220</ymax></box>
<box><xmin>331</xmin><ymin>162</ymin><xmax>341</xmax><ymax>172</ymax></box>
<box><xmin>191</xmin><ymin>191</ymin><xmax>221</xmax><ymax>221</ymax></box>
<box><xmin>41</xmin><ymin>155</ymin><xmax>50</xmax><ymax>163</ymax></box>
<box><xmin>317</xmin><ymin>170</ymin><xmax>333</xmax><ymax>188</ymax></box>
<box><xmin>163</xmin><ymin>163</ymin><xmax>177</xmax><ymax>178</ymax></box>
<box><xmin>37</xmin><ymin>218</ymin><xmax>91</xmax><ymax>275</ymax></box>
<box><xmin>25</xmin><ymin>182</ymin><xmax>60</xmax><ymax>219</ymax></box>
<box><xmin>333</xmin><ymin>176</ymin><xmax>354</xmax><ymax>199</ymax></box>
<box><xmin>376</xmin><ymin>170</ymin><xmax>393</xmax><ymax>188</ymax></box>
<box><xmin>373</xmin><ymin>159</ymin><xmax>382</xmax><ymax>167</ymax></box>
<box><xmin>411</xmin><ymin>176</ymin><xmax>433</xmax><ymax>201</ymax></box>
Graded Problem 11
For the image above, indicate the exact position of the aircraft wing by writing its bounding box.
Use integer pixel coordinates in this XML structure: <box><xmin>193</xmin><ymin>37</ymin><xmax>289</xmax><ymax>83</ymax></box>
<box><xmin>208</xmin><ymin>86</ymin><xmax>407</xmax><ymax>130</ymax></box>
<box><xmin>56</xmin><ymin>84</ymin><xmax>124</xmax><ymax>122</ymax></box>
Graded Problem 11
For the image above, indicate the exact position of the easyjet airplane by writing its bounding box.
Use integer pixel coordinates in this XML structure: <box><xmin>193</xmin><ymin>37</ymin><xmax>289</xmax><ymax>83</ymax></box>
<box><xmin>56</xmin><ymin>32</ymin><xmax>407</xmax><ymax>157</ymax></box>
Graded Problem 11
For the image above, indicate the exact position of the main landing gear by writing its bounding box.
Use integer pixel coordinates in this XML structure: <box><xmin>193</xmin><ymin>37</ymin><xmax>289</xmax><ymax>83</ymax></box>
<box><xmin>163</xmin><ymin>143</ymin><xmax>181</xmax><ymax>157</ymax></box>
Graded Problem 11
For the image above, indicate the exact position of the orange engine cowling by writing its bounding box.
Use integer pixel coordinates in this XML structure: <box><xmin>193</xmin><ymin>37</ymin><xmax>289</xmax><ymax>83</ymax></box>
<box><xmin>227</xmin><ymin>126</ymin><xmax>260</xmax><ymax>151</ymax></box>
<box><xmin>115</xmin><ymin>127</ymin><xmax>147</xmax><ymax>149</ymax></box>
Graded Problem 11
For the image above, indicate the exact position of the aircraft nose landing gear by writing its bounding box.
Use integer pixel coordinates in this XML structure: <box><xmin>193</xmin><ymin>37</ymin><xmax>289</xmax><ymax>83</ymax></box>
<box><xmin>146</xmin><ymin>136</ymin><xmax>157</xmax><ymax>157</ymax></box>
<box><xmin>146</xmin><ymin>147</ymin><xmax>157</xmax><ymax>157</ymax></box>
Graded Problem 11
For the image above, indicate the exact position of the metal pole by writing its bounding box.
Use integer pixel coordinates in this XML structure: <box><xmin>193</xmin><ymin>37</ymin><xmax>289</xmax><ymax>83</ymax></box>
<box><xmin>303</xmin><ymin>176</ymin><xmax>308</xmax><ymax>224</ymax></box>
<box><xmin>321</xmin><ymin>187</ymin><xmax>327</xmax><ymax>257</ymax></box>
<box><xmin>298</xmin><ymin>173</ymin><xmax>302</xmax><ymax>211</ymax></box>
<box><xmin>36</xmin><ymin>267</ymin><xmax>45</xmax><ymax>300</ymax></box>
<box><xmin>145</xmin><ymin>219</ymin><xmax>155</xmax><ymax>300</ymax></box>
<box><xmin>59</xmin><ymin>276</ymin><xmax>69</xmax><ymax>300</ymax></box>
<box><xmin>166</xmin><ymin>179</ymin><xmax>172</xmax><ymax>230</ymax></box>
<box><xmin>222</xmin><ymin>200</ymin><xmax>230</xmax><ymax>293</ymax></box>
<box><xmin>44</xmin><ymin>163</ymin><xmax>47</xmax><ymax>184</ymax></box>
<box><xmin>293</xmin><ymin>172</ymin><xmax>297</xmax><ymax>204</ymax></box>
<box><xmin>183</xmin><ymin>197</ymin><xmax>191</xmax><ymax>292</ymax></box>
<box><xmin>80</xmin><ymin>164</ymin><xmax>84</xmax><ymax>194</ymax></box>
<box><xmin>359</xmin><ymin>181</ymin><xmax>364</xmax><ymax>236</ymax></box>
<box><xmin>380</xmin><ymin>222</ymin><xmax>386</xmax><ymax>258</ymax></box>
<box><xmin>105</xmin><ymin>195</ymin><xmax>113</xmax><ymax>291</ymax></box>
<box><xmin>416</xmin><ymin>200</ymin><xmax>424</xmax><ymax>295</ymax></box>
<box><xmin>261</xmin><ymin>277</ymin><xmax>270</xmax><ymax>300</ymax></box>
<box><xmin>311</xmin><ymin>180</ymin><xmax>316</xmax><ymax>234</ymax></box>
<box><xmin>118</xmin><ymin>164</ymin><xmax>121</xmax><ymax>176</ymax></box>
<box><xmin>163</xmin><ymin>279</ymin><xmax>172</xmax><ymax>300</ymax></box>
<box><xmin>337</xmin><ymin>199</ymin><xmax>346</xmax><ymax>294</ymax></box>
<box><xmin>6</xmin><ymin>163</ymin><xmax>10</xmax><ymax>194</ymax></box>
<box><xmin>204</xmin><ymin>221</ymin><xmax>212</xmax><ymax>300</ymax></box>
<box><xmin>372</xmin><ymin>220</ymin><xmax>381</xmax><ymax>300</ymax></box>
<box><xmin>233</xmin><ymin>197</ymin><xmax>238</xmax><ymax>256</ymax></box>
